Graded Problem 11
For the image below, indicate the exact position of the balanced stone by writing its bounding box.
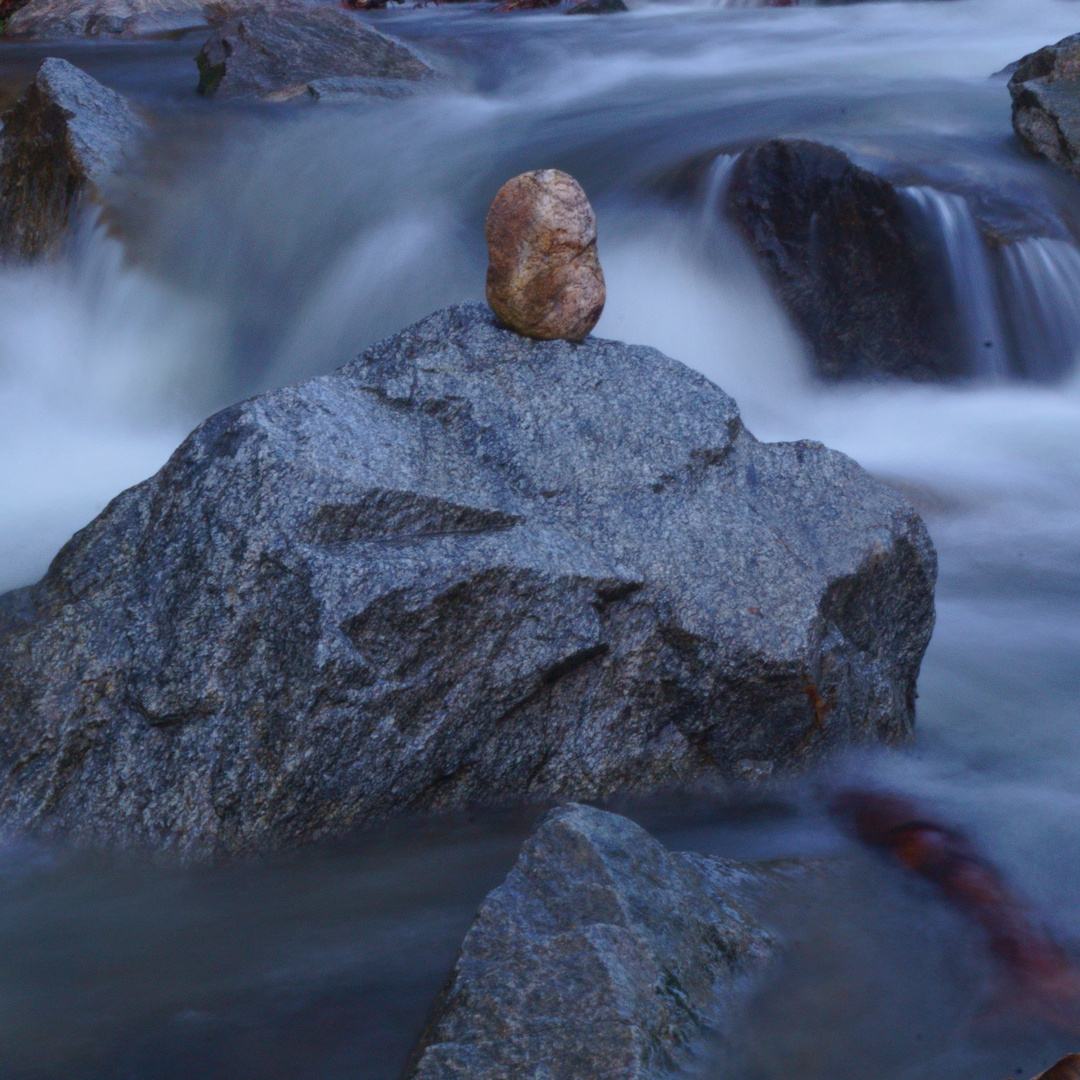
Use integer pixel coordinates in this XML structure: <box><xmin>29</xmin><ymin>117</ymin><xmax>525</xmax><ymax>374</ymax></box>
<box><xmin>1033</xmin><ymin>1057</ymin><xmax>1080</xmax><ymax>1080</ymax></box>
<box><xmin>485</xmin><ymin>169</ymin><xmax>606</xmax><ymax>341</ymax></box>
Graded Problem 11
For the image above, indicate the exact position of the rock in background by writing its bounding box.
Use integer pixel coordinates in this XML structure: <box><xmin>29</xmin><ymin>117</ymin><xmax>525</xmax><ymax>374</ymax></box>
<box><xmin>1008</xmin><ymin>33</ymin><xmax>1080</xmax><ymax>181</ymax></box>
<box><xmin>0</xmin><ymin>303</ymin><xmax>936</xmax><ymax>859</ymax></box>
<box><xmin>3</xmin><ymin>0</ymin><xmax>233</xmax><ymax>36</ymax></box>
<box><xmin>196</xmin><ymin>5</ymin><xmax>436</xmax><ymax>99</ymax></box>
<box><xmin>406</xmin><ymin>803</ymin><xmax>777</xmax><ymax>1080</ymax></box>
<box><xmin>724</xmin><ymin>139</ymin><xmax>961</xmax><ymax>381</ymax></box>
<box><xmin>0</xmin><ymin>58</ymin><xmax>144</xmax><ymax>261</ymax></box>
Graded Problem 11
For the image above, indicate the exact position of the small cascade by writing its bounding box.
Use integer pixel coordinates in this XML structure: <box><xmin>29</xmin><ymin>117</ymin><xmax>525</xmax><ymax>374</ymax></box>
<box><xmin>997</xmin><ymin>237</ymin><xmax>1080</xmax><ymax>383</ymax></box>
<box><xmin>700</xmin><ymin>153</ymin><xmax>739</xmax><ymax>222</ymax></box>
<box><xmin>903</xmin><ymin>186</ymin><xmax>1010</xmax><ymax>380</ymax></box>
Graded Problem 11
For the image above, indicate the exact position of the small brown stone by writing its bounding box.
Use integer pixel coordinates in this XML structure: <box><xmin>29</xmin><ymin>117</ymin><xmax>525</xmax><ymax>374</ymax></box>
<box><xmin>485</xmin><ymin>169</ymin><xmax>605</xmax><ymax>342</ymax></box>
<box><xmin>1033</xmin><ymin>1056</ymin><xmax>1080</xmax><ymax>1080</ymax></box>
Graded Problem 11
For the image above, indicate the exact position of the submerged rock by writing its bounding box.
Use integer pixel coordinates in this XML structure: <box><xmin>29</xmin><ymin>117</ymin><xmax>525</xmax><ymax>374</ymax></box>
<box><xmin>724</xmin><ymin>139</ymin><xmax>959</xmax><ymax>381</ymax></box>
<box><xmin>485</xmin><ymin>169</ymin><xmax>606</xmax><ymax>341</ymax></box>
<box><xmin>1008</xmin><ymin>34</ymin><xmax>1080</xmax><ymax>181</ymax></box>
<box><xmin>196</xmin><ymin>5</ymin><xmax>435</xmax><ymax>100</ymax></box>
<box><xmin>0</xmin><ymin>303</ymin><xmax>935</xmax><ymax>858</ymax></box>
<box><xmin>491</xmin><ymin>0</ymin><xmax>558</xmax><ymax>11</ymax></box>
<box><xmin>406</xmin><ymin>803</ymin><xmax>776</xmax><ymax>1080</ymax></box>
<box><xmin>306</xmin><ymin>75</ymin><xmax>423</xmax><ymax>103</ymax></box>
<box><xmin>2</xmin><ymin>0</ymin><xmax>229</xmax><ymax>36</ymax></box>
<box><xmin>566</xmin><ymin>0</ymin><xmax>628</xmax><ymax>13</ymax></box>
<box><xmin>0</xmin><ymin>58</ymin><xmax>144</xmax><ymax>261</ymax></box>
<box><xmin>491</xmin><ymin>0</ymin><xmax>625</xmax><ymax>11</ymax></box>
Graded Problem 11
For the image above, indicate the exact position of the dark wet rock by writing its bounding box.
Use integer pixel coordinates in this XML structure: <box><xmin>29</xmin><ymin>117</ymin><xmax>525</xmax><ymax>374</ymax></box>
<box><xmin>0</xmin><ymin>587</ymin><xmax>35</xmax><ymax>640</ymax></box>
<box><xmin>2</xmin><ymin>0</ymin><xmax>226</xmax><ymax>36</ymax></box>
<box><xmin>1007</xmin><ymin>34</ymin><xmax>1080</xmax><ymax>181</ymax></box>
<box><xmin>566</xmin><ymin>0</ymin><xmax>628</xmax><ymax>13</ymax></box>
<box><xmin>196</xmin><ymin>5</ymin><xmax>435</xmax><ymax>100</ymax></box>
<box><xmin>0</xmin><ymin>0</ymin><xmax>32</xmax><ymax>26</ymax></box>
<box><xmin>0</xmin><ymin>58</ymin><xmax>145</xmax><ymax>261</ymax></box>
<box><xmin>724</xmin><ymin>139</ymin><xmax>960</xmax><ymax>381</ymax></box>
<box><xmin>0</xmin><ymin>303</ymin><xmax>936</xmax><ymax>859</ymax></box>
<box><xmin>492</xmin><ymin>0</ymin><xmax>557</xmax><ymax>12</ymax></box>
<box><xmin>406</xmin><ymin>803</ymin><xmax>778</xmax><ymax>1080</ymax></box>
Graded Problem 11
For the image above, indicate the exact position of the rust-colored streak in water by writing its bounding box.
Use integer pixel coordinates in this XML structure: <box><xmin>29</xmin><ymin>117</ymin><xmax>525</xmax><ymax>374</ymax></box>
<box><xmin>830</xmin><ymin>790</ymin><xmax>1080</xmax><ymax>1032</ymax></box>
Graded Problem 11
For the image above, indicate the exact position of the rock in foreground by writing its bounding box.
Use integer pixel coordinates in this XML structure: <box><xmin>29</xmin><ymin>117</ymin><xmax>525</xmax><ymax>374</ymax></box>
<box><xmin>1008</xmin><ymin>34</ymin><xmax>1080</xmax><ymax>181</ymax></box>
<box><xmin>486</xmin><ymin>169</ymin><xmax>606</xmax><ymax>341</ymax></box>
<box><xmin>725</xmin><ymin>139</ymin><xmax>958</xmax><ymax>381</ymax></box>
<box><xmin>406</xmin><ymin>803</ymin><xmax>776</xmax><ymax>1080</ymax></box>
<box><xmin>0</xmin><ymin>303</ymin><xmax>935</xmax><ymax>858</ymax></box>
<box><xmin>196</xmin><ymin>5</ymin><xmax>435</xmax><ymax>100</ymax></box>
<box><xmin>0</xmin><ymin>58</ymin><xmax>144</xmax><ymax>260</ymax></box>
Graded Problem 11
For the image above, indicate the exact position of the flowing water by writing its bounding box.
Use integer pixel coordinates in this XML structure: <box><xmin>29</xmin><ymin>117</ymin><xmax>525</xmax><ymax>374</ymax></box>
<box><xmin>2</xmin><ymin>0</ymin><xmax>1080</xmax><ymax>1076</ymax></box>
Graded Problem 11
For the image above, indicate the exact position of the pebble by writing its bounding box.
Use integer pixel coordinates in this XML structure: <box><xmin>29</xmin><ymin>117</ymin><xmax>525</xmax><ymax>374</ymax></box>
<box><xmin>485</xmin><ymin>168</ymin><xmax>605</xmax><ymax>341</ymax></box>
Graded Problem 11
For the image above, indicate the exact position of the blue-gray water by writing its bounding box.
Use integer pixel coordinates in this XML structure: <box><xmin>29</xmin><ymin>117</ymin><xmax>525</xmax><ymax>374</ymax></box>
<box><xmin>1</xmin><ymin>1</ymin><xmax>1079</xmax><ymax>1076</ymax></box>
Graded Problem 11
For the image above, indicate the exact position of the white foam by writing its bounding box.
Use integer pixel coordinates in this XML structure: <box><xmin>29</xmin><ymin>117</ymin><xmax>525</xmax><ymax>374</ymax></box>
<box><xmin>0</xmin><ymin>220</ymin><xmax>226</xmax><ymax>591</ymax></box>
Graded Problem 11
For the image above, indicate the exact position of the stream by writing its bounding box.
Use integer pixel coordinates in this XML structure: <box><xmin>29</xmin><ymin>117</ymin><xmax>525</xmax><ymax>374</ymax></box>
<box><xmin>1</xmin><ymin>0</ymin><xmax>1079</xmax><ymax>1076</ymax></box>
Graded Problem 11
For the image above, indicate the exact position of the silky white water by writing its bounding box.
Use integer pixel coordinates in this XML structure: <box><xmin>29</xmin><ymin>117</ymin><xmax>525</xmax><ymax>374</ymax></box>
<box><xmin>1</xmin><ymin>1</ymin><xmax>1080</xmax><ymax>1076</ymax></box>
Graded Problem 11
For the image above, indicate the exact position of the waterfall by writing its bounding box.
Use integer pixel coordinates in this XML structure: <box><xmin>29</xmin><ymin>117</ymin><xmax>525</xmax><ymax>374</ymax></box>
<box><xmin>700</xmin><ymin>153</ymin><xmax>739</xmax><ymax>221</ymax></box>
<box><xmin>997</xmin><ymin>237</ymin><xmax>1080</xmax><ymax>383</ymax></box>
<box><xmin>903</xmin><ymin>186</ymin><xmax>1010</xmax><ymax>380</ymax></box>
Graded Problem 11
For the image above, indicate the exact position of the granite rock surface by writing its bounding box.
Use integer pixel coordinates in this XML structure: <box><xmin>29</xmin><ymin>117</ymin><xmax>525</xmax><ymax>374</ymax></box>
<box><xmin>406</xmin><ymin>803</ymin><xmax>777</xmax><ymax>1080</ymax></box>
<box><xmin>0</xmin><ymin>303</ymin><xmax>936</xmax><ymax>858</ymax></box>
<box><xmin>3</xmin><ymin>0</ymin><xmax>229</xmax><ymax>36</ymax></box>
<box><xmin>1008</xmin><ymin>34</ymin><xmax>1080</xmax><ymax>181</ymax></box>
<box><xmin>196</xmin><ymin>4</ymin><xmax>435</xmax><ymax>99</ymax></box>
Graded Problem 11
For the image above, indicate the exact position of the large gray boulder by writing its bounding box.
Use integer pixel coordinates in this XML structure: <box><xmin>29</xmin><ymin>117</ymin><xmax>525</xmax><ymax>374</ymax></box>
<box><xmin>0</xmin><ymin>304</ymin><xmax>936</xmax><ymax>859</ymax></box>
<box><xmin>1008</xmin><ymin>34</ymin><xmax>1080</xmax><ymax>181</ymax></box>
<box><xmin>196</xmin><ymin>5</ymin><xmax>436</xmax><ymax>100</ymax></box>
<box><xmin>724</xmin><ymin>140</ymin><xmax>960</xmax><ymax>382</ymax></box>
<box><xmin>406</xmin><ymin>803</ymin><xmax>777</xmax><ymax>1080</ymax></box>
<box><xmin>0</xmin><ymin>58</ymin><xmax>145</xmax><ymax>261</ymax></box>
<box><xmin>2</xmin><ymin>0</ymin><xmax>228</xmax><ymax>36</ymax></box>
